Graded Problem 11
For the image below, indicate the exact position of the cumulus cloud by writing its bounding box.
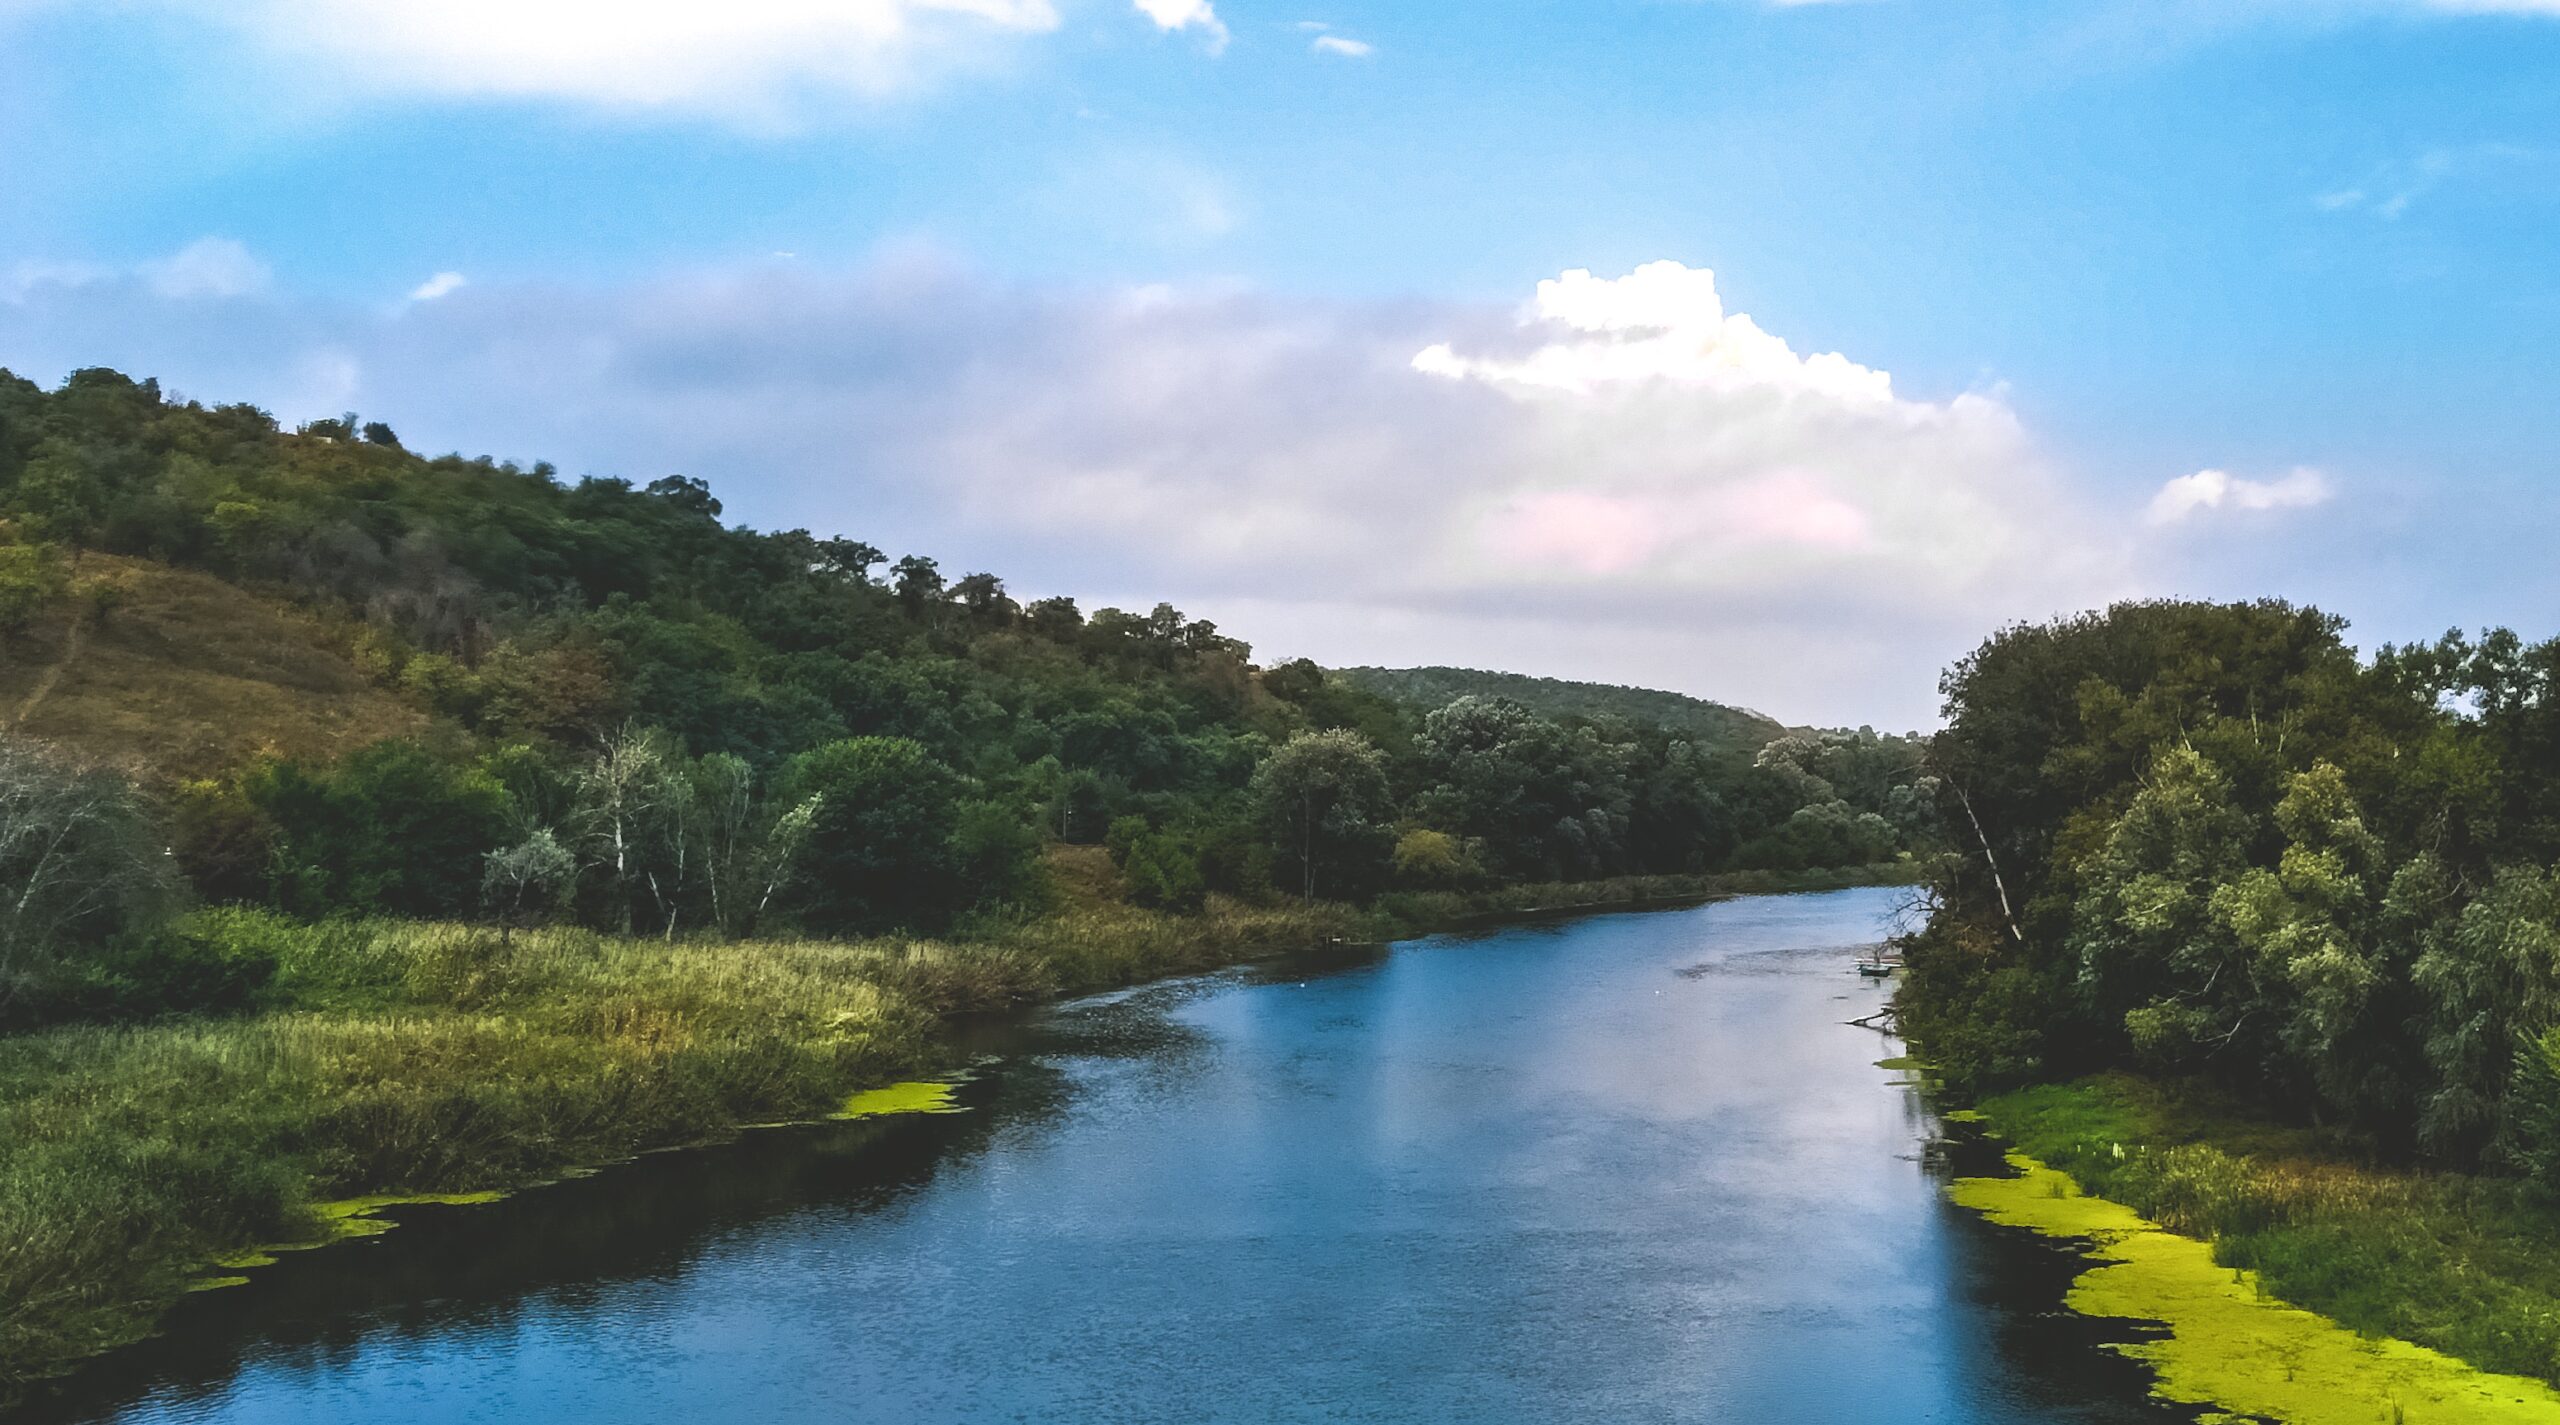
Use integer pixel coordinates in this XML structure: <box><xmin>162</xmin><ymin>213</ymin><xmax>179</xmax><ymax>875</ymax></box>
<box><xmin>1407</xmin><ymin>262</ymin><xmax>2096</xmax><ymax>624</ymax></box>
<box><xmin>2147</xmin><ymin>467</ymin><xmax>2334</xmax><ymax>525</ymax></box>
<box><xmin>24</xmin><ymin>0</ymin><xmax>1063</xmax><ymax>112</ymax></box>
<box><xmin>1132</xmin><ymin>0</ymin><xmax>1228</xmax><ymax>52</ymax></box>
<box><xmin>0</xmin><ymin>253</ymin><xmax>2132</xmax><ymax>725</ymax></box>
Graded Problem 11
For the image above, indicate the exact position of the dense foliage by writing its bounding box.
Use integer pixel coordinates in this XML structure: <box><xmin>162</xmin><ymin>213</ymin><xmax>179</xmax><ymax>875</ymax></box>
<box><xmin>1903</xmin><ymin>598</ymin><xmax>2560</xmax><ymax>1175</ymax></box>
<box><xmin>1333</xmin><ymin>665</ymin><xmax>1785</xmax><ymax>752</ymax></box>
<box><xmin>0</xmin><ymin>367</ymin><xmax>1939</xmax><ymax>1024</ymax></box>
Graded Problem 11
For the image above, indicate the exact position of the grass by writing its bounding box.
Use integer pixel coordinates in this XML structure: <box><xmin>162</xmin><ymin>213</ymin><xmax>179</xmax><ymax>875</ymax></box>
<box><xmin>1971</xmin><ymin>1073</ymin><xmax>2560</xmax><ymax>1391</ymax></box>
<box><xmin>0</xmin><ymin>897</ymin><xmax>1355</xmax><ymax>1393</ymax></box>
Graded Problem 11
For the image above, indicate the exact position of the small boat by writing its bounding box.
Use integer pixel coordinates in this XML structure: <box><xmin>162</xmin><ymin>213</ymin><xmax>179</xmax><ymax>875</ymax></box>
<box><xmin>1854</xmin><ymin>950</ymin><xmax>1901</xmax><ymax>978</ymax></box>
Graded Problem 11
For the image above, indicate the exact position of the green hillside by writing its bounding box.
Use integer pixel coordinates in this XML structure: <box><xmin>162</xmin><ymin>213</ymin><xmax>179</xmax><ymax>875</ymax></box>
<box><xmin>1332</xmin><ymin>665</ymin><xmax>1789</xmax><ymax>752</ymax></box>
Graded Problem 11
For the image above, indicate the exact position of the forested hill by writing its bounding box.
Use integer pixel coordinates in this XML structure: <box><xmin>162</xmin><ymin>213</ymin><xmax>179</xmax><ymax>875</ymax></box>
<box><xmin>0</xmin><ymin>367</ymin><xmax>1939</xmax><ymax>1027</ymax></box>
<box><xmin>1333</xmin><ymin>667</ymin><xmax>1789</xmax><ymax>752</ymax></box>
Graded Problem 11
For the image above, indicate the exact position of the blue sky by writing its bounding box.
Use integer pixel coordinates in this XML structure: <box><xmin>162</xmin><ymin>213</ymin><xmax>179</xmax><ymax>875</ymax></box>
<box><xmin>3</xmin><ymin>0</ymin><xmax>2557</xmax><ymax>725</ymax></box>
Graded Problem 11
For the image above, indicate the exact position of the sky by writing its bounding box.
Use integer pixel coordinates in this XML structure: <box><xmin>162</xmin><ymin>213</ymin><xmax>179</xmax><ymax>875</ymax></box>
<box><xmin>3</xmin><ymin>0</ymin><xmax>2557</xmax><ymax>728</ymax></box>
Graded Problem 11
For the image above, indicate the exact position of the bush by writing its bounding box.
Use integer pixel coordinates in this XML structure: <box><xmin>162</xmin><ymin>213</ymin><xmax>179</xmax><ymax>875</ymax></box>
<box><xmin>1122</xmin><ymin>832</ymin><xmax>1207</xmax><ymax>912</ymax></box>
<box><xmin>0</xmin><ymin>540</ymin><xmax>68</xmax><ymax>632</ymax></box>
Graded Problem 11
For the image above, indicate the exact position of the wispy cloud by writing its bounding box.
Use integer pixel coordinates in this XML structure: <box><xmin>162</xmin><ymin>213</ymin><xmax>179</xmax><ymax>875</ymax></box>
<box><xmin>2147</xmin><ymin>467</ymin><xmax>2334</xmax><ymax>525</ymax></box>
<box><xmin>407</xmin><ymin>271</ymin><xmax>468</xmax><ymax>303</ymax></box>
<box><xmin>1310</xmin><ymin>33</ymin><xmax>1372</xmax><ymax>56</ymax></box>
<box><xmin>2313</xmin><ymin>143</ymin><xmax>2545</xmax><ymax>220</ymax></box>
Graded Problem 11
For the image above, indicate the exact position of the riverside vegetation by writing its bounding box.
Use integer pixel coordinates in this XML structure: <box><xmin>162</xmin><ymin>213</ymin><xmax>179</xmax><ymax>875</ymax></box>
<box><xmin>1901</xmin><ymin>599</ymin><xmax>2560</xmax><ymax>1396</ymax></box>
<box><xmin>0</xmin><ymin>367</ymin><xmax>1935</xmax><ymax>1393</ymax></box>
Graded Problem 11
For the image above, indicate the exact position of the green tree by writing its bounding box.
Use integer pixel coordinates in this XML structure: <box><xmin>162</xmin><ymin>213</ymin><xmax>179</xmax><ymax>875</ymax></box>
<box><xmin>1251</xmin><ymin>729</ymin><xmax>1393</xmax><ymax>903</ymax></box>
<box><xmin>249</xmin><ymin>740</ymin><xmax>511</xmax><ymax>919</ymax></box>
<box><xmin>779</xmin><ymin>736</ymin><xmax>973</xmax><ymax>933</ymax></box>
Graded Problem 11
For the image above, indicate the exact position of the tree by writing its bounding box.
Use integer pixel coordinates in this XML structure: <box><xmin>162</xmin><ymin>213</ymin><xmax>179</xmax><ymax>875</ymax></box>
<box><xmin>2412</xmin><ymin>864</ymin><xmax>2560</xmax><ymax>1160</ymax></box>
<box><xmin>483</xmin><ymin>828</ymin><xmax>575</xmax><ymax>941</ymax></box>
<box><xmin>572</xmin><ymin>725</ymin><xmax>683</xmax><ymax>935</ymax></box>
<box><xmin>248</xmin><ymin>740</ymin><xmax>511</xmax><ymax>919</ymax></box>
<box><xmin>778</xmin><ymin>736</ymin><xmax>973</xmax><ymax>933</ymax></box>
<box><xmin>891</xmin><ymin>555</ymin><xmax>945</xmax><ymax>618</ymax></box>
<box><xmin>1251</xmin><ymin>729</ymin><xmax>1393</xmax><ymax>903</ymax></box>
<box><xmin>818</xmin><ymin>537</ymin><xmax>885</xmax><ymax>584</ymax></box>
<box><xmin>1413</xmin><ymin>697</ymin><xmax>1631</xmax><ymax>879</ymax></box>
<box><xmin>0</xmin><ymin>733</ymin><xmax>179</xmax><ymax>1010</ymax></box>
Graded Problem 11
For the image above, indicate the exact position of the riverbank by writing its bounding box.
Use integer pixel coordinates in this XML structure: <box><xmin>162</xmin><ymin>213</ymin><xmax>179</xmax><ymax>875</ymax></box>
<box><xmin>0</xmin><ymin>864</ymin><xmax>1909</xmax><ymax>1397</ymax></box>
<box><xmin>0</xmin><ymin>900</ymin><xmax>1349</xmax><ymax>1394</ymax></box>
<box><xmin>1956</xmin><ymin>1073</ymin><xmax>2560</xmax><ymax>1409</ymax></box>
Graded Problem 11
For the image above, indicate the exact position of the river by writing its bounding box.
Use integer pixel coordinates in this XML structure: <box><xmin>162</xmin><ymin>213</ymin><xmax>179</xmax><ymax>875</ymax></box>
<box><xmin>20</xmin><ymin>889</ymin><xmax>2189</xmax><ymax>1424</ymax></box>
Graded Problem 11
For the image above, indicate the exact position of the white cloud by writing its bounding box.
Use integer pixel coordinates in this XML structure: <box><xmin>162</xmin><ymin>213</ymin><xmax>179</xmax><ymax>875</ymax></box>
<box><xmin>1132</xmin><ymin>0</ymin><xmax>1228</xmax><ymax>52</ymax></box>
<box><xmin>1408</xmin><ymin>262</ymin><xmax>2092</xmax><ymax>620</ymax></box>
<box><xmin>141</xmin><ymin>237</ymin><xmax>270</xmax><ymax>300</ymax></box>
<box><xmin>45</xmin><ymin>0</ymin><xmax>1062</xmax><ymax>112</ymax></box>
<box><xmin>1310</xmin><ymin>33</ymin><xmax>1372</xmax><ymax>56</ymax></box>
<box><xmin>407</xmin><ymin>271</ymin><xmax>468</xmax><ymax>303</ymax></box>
<box><xmin>2147</xmin><ymin>467</ymin><xmax>2334</xmax><ymax>525</ymax></box>
<box><xmin>1413</xmin><ymin>261</ymin><xmax>1896</xmax><ymax>404</ymax></box>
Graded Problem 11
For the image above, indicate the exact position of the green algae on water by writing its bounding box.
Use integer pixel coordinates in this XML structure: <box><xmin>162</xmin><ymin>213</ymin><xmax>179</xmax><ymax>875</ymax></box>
<box><xmin>311</xmin><ymin>1191</ymin><xmax>506</xmax><ymax>1240</ymax></box>
<box><xmin>1951</xmin><ymin>1150</ymin><xmax>2560</xmax><ymax>1424</ymax></box>
<box><xmin>833</xmin><ymin>1080</ymin><xmax>966</xmax><ymax>1120</ymax></box>
<box><xmin>186</xmin><ymin>1192</ymin><xmax>507</xmax><ymax>1295</ymax></box>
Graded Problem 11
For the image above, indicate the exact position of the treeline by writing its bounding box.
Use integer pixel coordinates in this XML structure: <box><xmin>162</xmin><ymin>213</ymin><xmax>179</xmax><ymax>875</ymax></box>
<box><xmin>0</xmin><ymin>368</ymin><xmax>1938</xmax><ymax>1025</ymax></box>
<box><xmin>1903</xmin><ymin>599</ymin><xmax>2560</xmax><ymax>1177</ymax></box>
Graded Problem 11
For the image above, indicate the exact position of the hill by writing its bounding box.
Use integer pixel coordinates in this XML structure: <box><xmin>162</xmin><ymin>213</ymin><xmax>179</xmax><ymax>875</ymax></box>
<box><xmin>0</xmin><ymin>554</ymin><xmax>423</xmax><ymax>780</ymax></box>
<box><xmin>1331</xmin><ymin>666</ymin><xmax>1788</xmax><ymax>753</ymax></box>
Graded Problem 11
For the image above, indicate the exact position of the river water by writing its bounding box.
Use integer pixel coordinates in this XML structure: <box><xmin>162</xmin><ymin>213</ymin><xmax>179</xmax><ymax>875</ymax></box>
<box><xmin>22</xmin><ymin>889</ymin><xmax>2191</xmax><ymax>1424</ymax></box>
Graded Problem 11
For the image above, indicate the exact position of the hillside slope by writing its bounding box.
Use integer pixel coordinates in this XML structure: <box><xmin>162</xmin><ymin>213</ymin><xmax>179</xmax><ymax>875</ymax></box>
<box><xmin>1332</xmin><ymin>666</ymin><xmax>1787</xmax><ymax>753</ymax></box>
<box><xmin>0</xmin><ymin>555</ymin><xmax>424</xmax><ymax>780</ymax></box>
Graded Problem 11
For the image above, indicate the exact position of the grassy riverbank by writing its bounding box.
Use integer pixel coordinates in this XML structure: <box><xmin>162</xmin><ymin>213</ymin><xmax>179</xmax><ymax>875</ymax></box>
<box><xmin>0</xmin><ymin>899</ymin><xmax>1352</xmax><ymax>1393</ymax></box>
<box><xmin>1967</xmin><ymin>1073</ymin><xmax>2560</xmax><ymax>1393</ymax></box>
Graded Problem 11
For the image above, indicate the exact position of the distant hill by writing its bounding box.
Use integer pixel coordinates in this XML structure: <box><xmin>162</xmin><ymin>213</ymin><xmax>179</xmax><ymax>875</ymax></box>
<box><xmin>1330</xmin><ymin>666</ymin><xmax>1787</xmax><ymax>753</ymax></box>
